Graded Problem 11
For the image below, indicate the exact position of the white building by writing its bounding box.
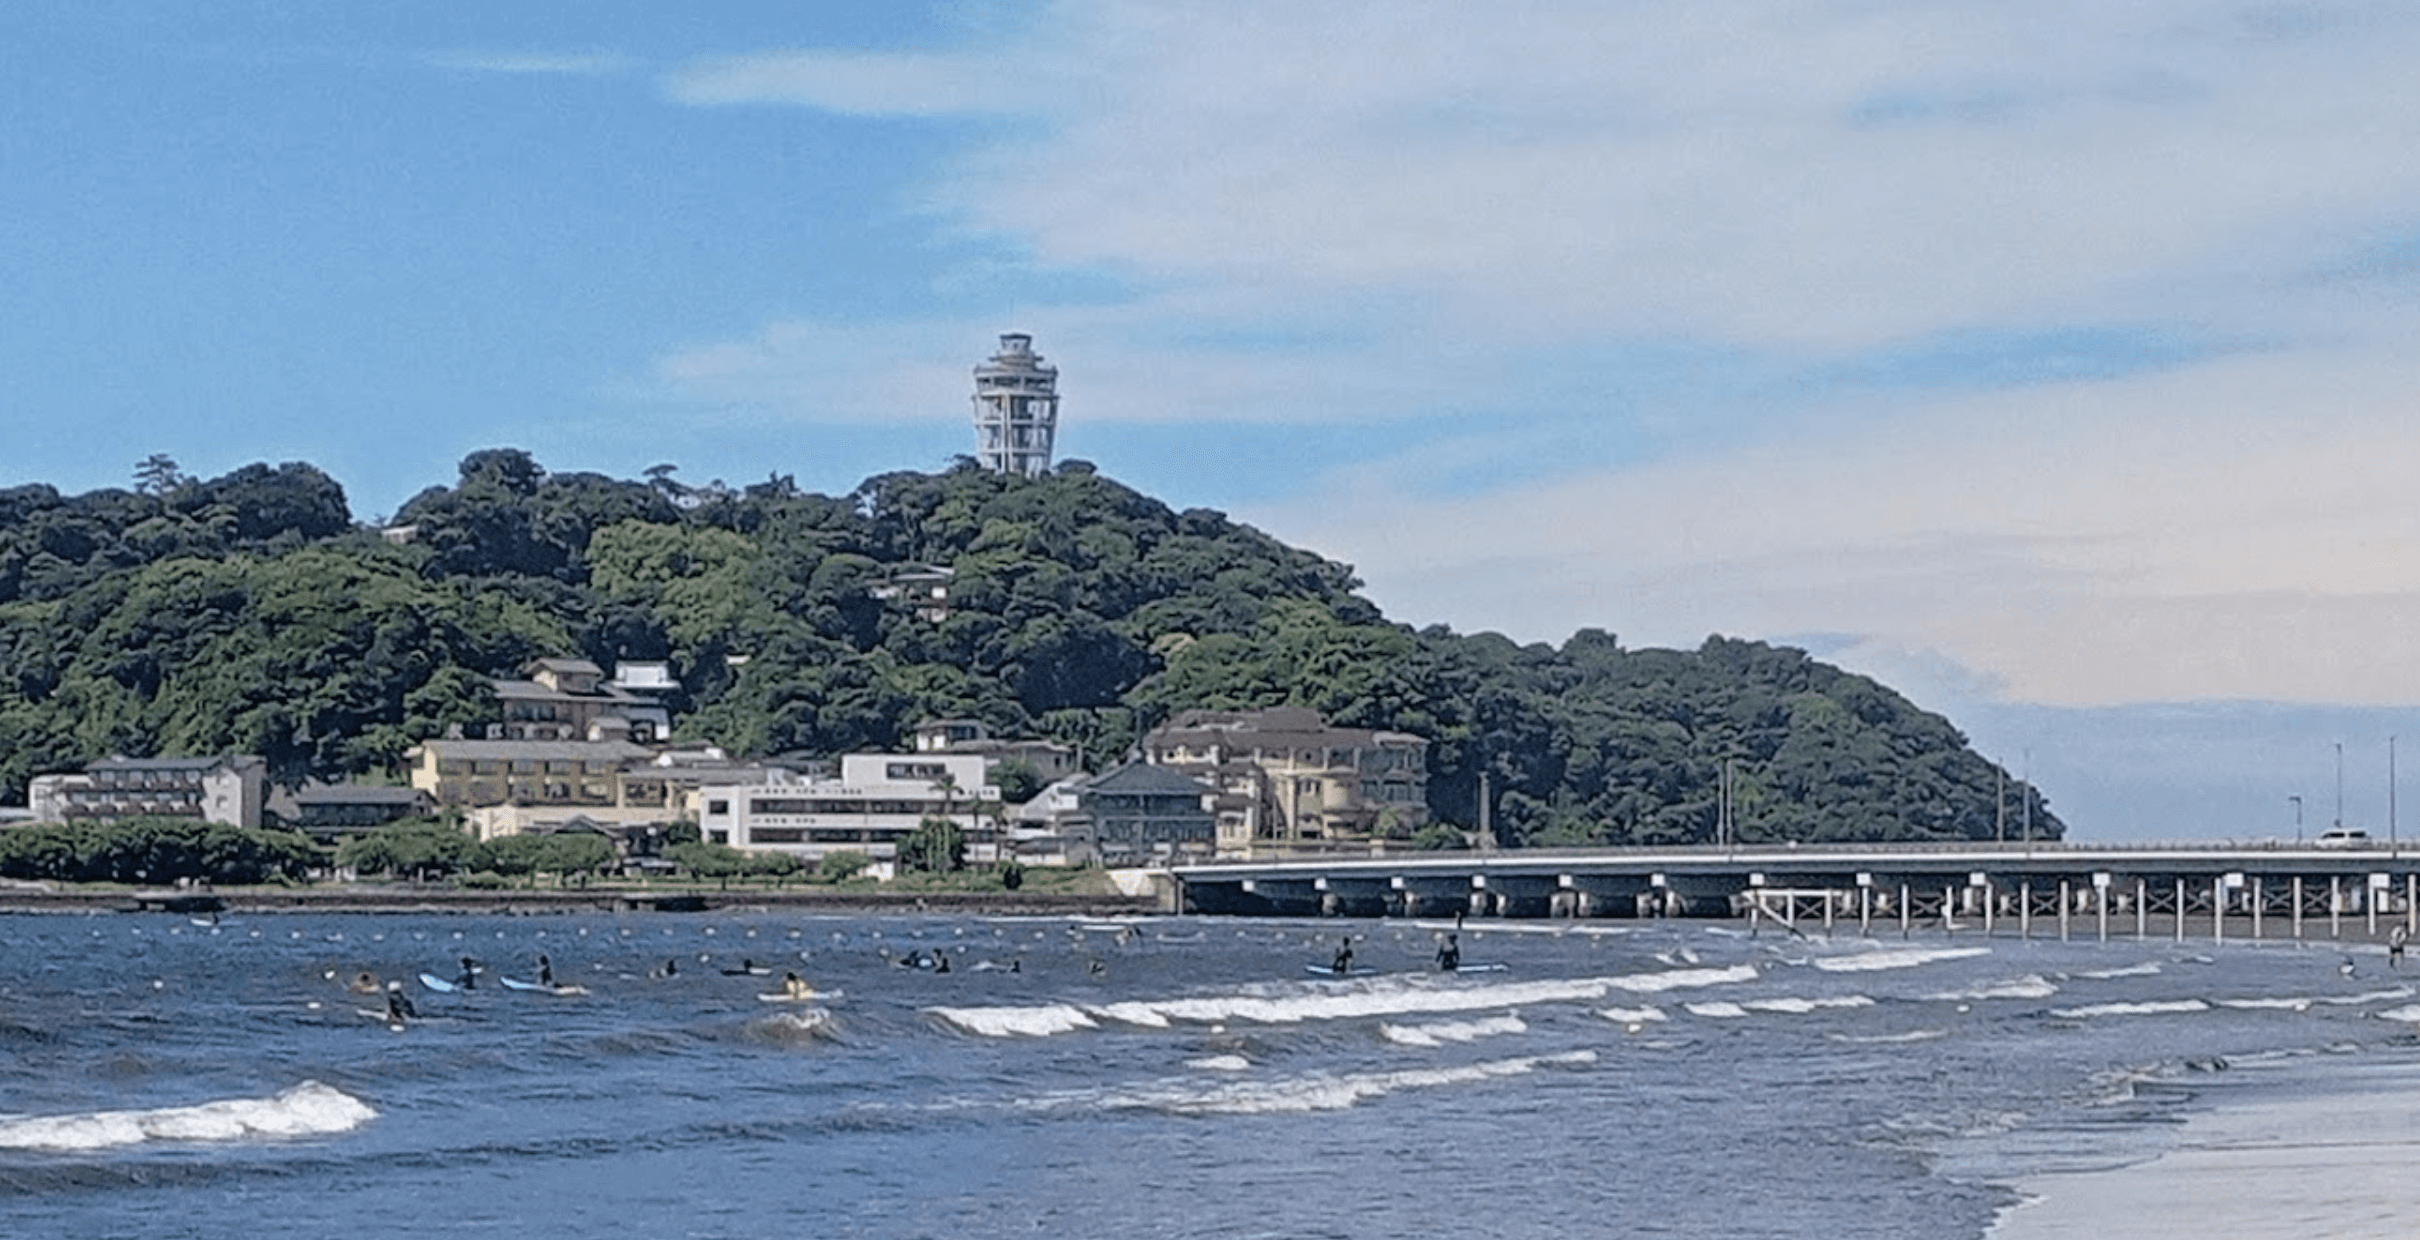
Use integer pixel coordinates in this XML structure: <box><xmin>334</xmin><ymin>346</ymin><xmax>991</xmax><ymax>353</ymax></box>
<box><xmin>28</xmin><ymin>756</ymin><xmax>269</xmax><ymax>829</ymax></box>
<box><xmin>698</xmin><ymin>753</ymin><xmax>997</xmax><ymax>877</ymax></box>
<box><xmin>971</xmin><ymin>332</ymin><xmax>1060</xmax><ymax>477</ymax></box>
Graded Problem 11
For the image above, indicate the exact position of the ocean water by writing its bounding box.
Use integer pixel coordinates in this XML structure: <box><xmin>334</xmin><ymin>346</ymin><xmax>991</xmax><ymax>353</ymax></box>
<box><xmin>3</xmin><ymin>910</ymin><xmax>2417</xmax><ymax>1239</ymax></box>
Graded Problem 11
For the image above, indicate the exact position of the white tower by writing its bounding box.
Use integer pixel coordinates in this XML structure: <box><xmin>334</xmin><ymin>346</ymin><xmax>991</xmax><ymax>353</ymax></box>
<box><xmin>971</xmin><ymin>332</ymin><xmax>1059</xmax><ymax>477</ymax></box>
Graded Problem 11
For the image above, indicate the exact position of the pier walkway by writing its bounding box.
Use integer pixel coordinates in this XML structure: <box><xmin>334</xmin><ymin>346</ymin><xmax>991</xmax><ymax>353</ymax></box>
<box><xmin>1171</xmin><ymin>843</ymin><xmax>2420</xmax><ymax>942</ymax></box>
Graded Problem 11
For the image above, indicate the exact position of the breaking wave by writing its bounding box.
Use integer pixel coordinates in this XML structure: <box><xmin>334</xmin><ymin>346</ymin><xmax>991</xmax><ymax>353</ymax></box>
<box><xmin>1811</xmin><ymin>946</ymin><xmax>1991</xmax><ymax>973</ymax></box>
<box><xmin>1380</xmin><ymin>1013</ymin><xmax>1526</xmax><ymax>1047</ymax></box>
<box><xmin>929</xmin><ymin>966</ymin><xmax>1755</xmax><ymax>1038</ymax></box>
<box><xmin>0</xmin><ymin>1082</ymin><xmax>375</xmax><ymax>1152</ymax></box>
<box><xmin>1054</xmin><ymin>1051</ymin><xmax>1598</xmax><ymax>1116</ymax></box>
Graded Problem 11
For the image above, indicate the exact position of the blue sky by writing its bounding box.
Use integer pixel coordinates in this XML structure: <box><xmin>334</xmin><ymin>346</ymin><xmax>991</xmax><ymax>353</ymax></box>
<box><xmin>9</xmin><ymin>2</ymin><xmax>2420</xmax><ymax>842</ymax></box>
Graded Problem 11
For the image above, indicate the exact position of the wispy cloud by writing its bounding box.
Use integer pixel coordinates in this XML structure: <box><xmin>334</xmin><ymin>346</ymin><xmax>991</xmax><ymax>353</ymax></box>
<box><xmin>648</xmin><ymin>0</ymin><xmax>2420</xmax><ymax>707</ymax></box>
<box><xmin>666</xmin><ymin>50</ymin><xmax>1021</xmax><ymax>115</ymax></box>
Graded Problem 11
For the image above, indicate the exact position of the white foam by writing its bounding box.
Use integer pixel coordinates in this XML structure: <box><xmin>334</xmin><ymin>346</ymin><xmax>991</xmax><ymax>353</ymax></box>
<box><xmin>1185</xmin><ymin>1054</ymin><xmax>1252</xmax><ymax>1071</ymax></box>
<box><xmin>1600</xmin><ymin>1005</ymin><xmax>1668</xmax><ymax>1026</ymax></box>
<box><xmin>930</xmin><ymin>1003</ymin><xmax>1099</xmax><ymax>1038</ymax></box>
<box><xmin>935</xmin><ymin>967</ymin><xmax>1754</xmax><ymax>1039</ymax></box>
<box><xmin>1812</xmin><ymin>946</ymin><xmax>1991</xmax><ymax>973</ymax></box>
<box><xmin>0</xmin><ymin>1082</ymin><xmax>375</xmax><ymax>1152</ymax></box>
<box><xmin>2074</xmin><ymin>962</ymin><xmax>2162</xmax><ymax>979</ymax></box>
<box><xmin>1926</xmin><ymin>974</ymin><xmax>2061</xmax><ymax>1002</ymax></box>
<box><xmin>1832</xmin><ymin>1029</ymin><xmax>1949</xmax><ymax>1044</ymax></box>
<box><xmin>1380</xmin><ymin>1013</ymin><xmax>1526</xmax><ymax>1047</ymax></box>
<box><xmin>1606</xmin><ymin>964</ymin><xmax>1760</xmax><ymax>992</ymax></box>
<box><xmin>1683</xmin><ymin>995</ymin><xmax>1874</xmax><ymax>1018</ymax></box>
<box><xmin>1081</xmin><ymin>1051</ymin><xmax>1598</xmax><ymax>1116</ymax></box>
<box><xmin>2050</xmin><ymin>999</ymin><xmax>2211</xmax><ymax>1019</ymax></box>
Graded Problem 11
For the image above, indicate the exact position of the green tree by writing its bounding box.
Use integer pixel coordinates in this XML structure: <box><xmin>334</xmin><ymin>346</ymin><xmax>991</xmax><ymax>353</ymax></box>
<box><xmin>897</xmin><ymin>815</ymin><xmax>965</xmax><ymax>874</ymax></box>
<box><xmin>666</xmin><ymin>839</ymin><xmax>750</xmax><ymax>889</ymax></box>
<box><xmin>816</xmin><ymin>849</ymin><xmax>871</xmax><ymax>883</ymax></box>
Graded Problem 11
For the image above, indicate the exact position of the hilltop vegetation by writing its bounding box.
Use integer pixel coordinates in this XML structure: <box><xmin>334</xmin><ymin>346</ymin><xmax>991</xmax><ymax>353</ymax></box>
<box><xmin>0</xmin><ymin>451</ymin><xmax>2062</xmax><ymax>846</ymax></box>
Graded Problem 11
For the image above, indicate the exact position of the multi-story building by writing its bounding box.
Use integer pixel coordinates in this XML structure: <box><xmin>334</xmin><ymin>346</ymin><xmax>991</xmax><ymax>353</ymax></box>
<box><xmin>403</xmin><ymin>738</ymin><xmax>659</xmax><ymax>840</ymax></box>
<box><xmin>491</xmin><ymin>658</ymin><xmax>668</xmax><ymax>743</ymax></box>
<box><xmin>1141</xmin><ymin>707</ymin><xmax>1429</xmax><ymax>855</ymax></box>
<box><xmin>28</xmin><ymin>756</ymin><xmax>269</xmax><ymax>829</ymax></box>
<box><xmin>697</xmin><ymin>753</ymin><xmax>996</xmax><ymax>877</ymax></box>
<box><xmin>910</xmin><ymin>718</ymin><xmax>1081</xmax><ymax>787</ymax></box>
<box><xmin>1069</xmin><ymin>761</ymin><xmax>1217</xmax><ymax>866</ymax></box>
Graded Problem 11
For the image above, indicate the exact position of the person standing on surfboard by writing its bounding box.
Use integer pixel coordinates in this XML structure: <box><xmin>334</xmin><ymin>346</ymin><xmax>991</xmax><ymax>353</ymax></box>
<box><xmin>1436</xmin><ymin>934</ymin><xmax>1461</xmax><ymax>972</ymax></box>
<box><xmin>1331</xmin><ymin>938</ymin><xmax>1355</xmax><ymax>974</ymax></box>
<box><xmin>537</xmin><ymin>954</ymin><xmax>554</xmax><ymax>987</ymax></box>
<box><xmin>385</xmin><ymin>981</ymin><xmax>417</xmax><ymax>1022</ymax></box>
<box><xmin>455</xmin><ymin>957</ymin><xmax>478</xmax><ymax>990</ymax></box>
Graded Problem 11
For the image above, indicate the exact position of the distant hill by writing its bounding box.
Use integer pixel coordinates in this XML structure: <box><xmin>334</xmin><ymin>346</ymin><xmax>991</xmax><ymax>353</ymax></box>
<box><xmin>0</xmin><ymin>451</ymin><xmax>2061</xmax><ymax>845</ymax></box>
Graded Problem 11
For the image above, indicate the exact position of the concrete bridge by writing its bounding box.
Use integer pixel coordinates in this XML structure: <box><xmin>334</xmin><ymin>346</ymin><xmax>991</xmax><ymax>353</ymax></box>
<box><xmin>1170</xmin><ymin>843</ymin><xmax>2420</xmax><ymax>942</ymax></box>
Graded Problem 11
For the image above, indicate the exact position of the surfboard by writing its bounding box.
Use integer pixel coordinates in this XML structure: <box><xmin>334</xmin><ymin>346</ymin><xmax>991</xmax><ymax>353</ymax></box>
<box><xmin>757</xmin><ymin>988</ymin><xmax>841</xmax><ymax>1003</ymax></box>
<box><xmin>1304</xmin><ymin>963</ymin><xmax>1378</xmax><ymax>977</ymax></box>
<box><xmin>1438</xmin><ymin>962</ymin><xmax>1510</xmax><ymax>973</ymax></box>
<box><xmin>500</xmin><ymin>976</ymin><xmax>589</xmax><ymax>996</ymax></box>
<box><xmin>418</xmin><ymin>972</ymin><xmax>461</xmax><ymax>993</ymax></box>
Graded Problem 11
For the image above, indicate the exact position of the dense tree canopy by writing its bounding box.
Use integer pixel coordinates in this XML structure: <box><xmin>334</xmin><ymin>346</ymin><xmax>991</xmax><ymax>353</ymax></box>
<box><xmin>0</xmin><ymin>453</ymin><xmax>2063</xmax><ymax>845</ymax></box>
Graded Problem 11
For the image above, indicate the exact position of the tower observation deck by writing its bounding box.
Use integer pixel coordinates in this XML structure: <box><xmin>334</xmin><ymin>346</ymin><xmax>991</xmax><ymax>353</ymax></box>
<box><xmin>972</xmin><ymin>333</ymin><xmax>1059</xmax><ymax>477</ymax></box>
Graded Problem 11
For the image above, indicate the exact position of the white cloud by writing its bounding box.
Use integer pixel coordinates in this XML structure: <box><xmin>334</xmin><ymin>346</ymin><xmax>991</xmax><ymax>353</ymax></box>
<box><xmin>652</xmin><ymin>1</ymin><xmax>2420</xmax><ymax>708</ymax></box>
<box><xmin>1253</xmin><ymin>341</ymin><xmax>2420</xmax><ymax>707</ymax></box>
<box><xmin>666</xmin><ymin>50</ymin><xmax>1020</xmax><ymax>114</ymax></box>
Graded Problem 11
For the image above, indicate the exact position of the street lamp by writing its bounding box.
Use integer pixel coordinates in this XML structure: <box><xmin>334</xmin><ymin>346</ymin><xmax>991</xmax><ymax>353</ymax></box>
<box><xmin>2290</xmin><ymin>794</ymin><xmax>2303</xmax><ymax>843</ymax></box>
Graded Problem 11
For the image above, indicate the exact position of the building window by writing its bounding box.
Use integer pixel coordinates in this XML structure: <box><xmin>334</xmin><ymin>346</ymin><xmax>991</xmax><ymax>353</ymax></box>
<box><xmin>707</xmin><ymin>799</ymin><xmax>730</xmax><ymax>816</ymax></box>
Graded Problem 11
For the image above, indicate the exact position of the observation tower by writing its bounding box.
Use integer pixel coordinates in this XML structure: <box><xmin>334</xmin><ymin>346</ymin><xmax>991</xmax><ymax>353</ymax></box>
<box><xmin>971</xmin><ymin>332</ymin><xmax>1059</xmax><ymax>477</ymax></box>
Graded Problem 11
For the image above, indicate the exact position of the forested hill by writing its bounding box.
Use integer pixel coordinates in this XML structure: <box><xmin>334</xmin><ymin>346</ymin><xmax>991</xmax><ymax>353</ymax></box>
<box><xmin>0</xmin><ymin>451</ymin><xmax>2063</xmax><ymax>845</ymax></box>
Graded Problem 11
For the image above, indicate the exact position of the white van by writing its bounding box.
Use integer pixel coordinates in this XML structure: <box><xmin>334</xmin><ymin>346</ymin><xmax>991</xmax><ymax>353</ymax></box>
<box><xmin>2315</xmin><ymin>828</ymin><xmax>2372</xmax><ymax>848</ymax></box>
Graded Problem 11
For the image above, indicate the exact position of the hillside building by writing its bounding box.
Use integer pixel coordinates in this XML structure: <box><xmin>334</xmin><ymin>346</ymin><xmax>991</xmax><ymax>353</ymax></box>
<box><xmin>491</xmin><ymin>657</ymin><xmax>670</xmax><ymax>743</ymax></box>
<box><xmin>1141</xmin><ymin>707</ymin><xmax>1429</xmax><ymax>856</ymax></box>
<box><xmin>910</xmin><ymin>718</ymin><xmax>1081</xmax><ymax>788</ymax></box>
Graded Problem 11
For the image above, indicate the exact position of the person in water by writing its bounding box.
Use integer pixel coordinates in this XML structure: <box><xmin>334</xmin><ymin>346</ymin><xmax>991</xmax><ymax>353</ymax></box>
<box><xmin>456</xmin><ymin>956</ymin><xmax>478</xmax><ymax>990</ymax></box>
<box><xmin>1332</xmin><ymin>938</ymin><xmax>1355</xmax><ymax>973</ymax></box>
<box><xmin>2394</xmin><ymin>925</ymin><xmax>2410</xmax><ymax>969</ymax></box>
<box><xmin>932</xmin><ymin>950</ymin><xmax>950</xmax><ymax>974</ymax></box>
<box><xmin>782</xmin><ymin>970</ymin><xmax>814</xmax><ymax>1000</ymax></box>
<box><xmin>537</xmin><ymin>954</ymin><xmax>554</xmax><ymax>987</ymax></box>
<box><xmin>1436</xmin><ymin>933</ymin><xmax>1461</xmax><ymax>972</ymax></box>
<box><xmin>385</xmin><ymin>981</ymin><xmax>418</xmax><ymax>1022</ymax></box>
<box><xmin>350</xmin><ymin>970</ymin><xmax>380</xmax><ymax>995</ymax></box>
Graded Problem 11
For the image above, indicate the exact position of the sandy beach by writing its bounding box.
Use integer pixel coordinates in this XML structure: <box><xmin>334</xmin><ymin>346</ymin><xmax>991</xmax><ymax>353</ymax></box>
<box><xmin>1991</xmin><ymin>1053</ymin><xmax>2420</xmax><ymax>1239</ymax></box>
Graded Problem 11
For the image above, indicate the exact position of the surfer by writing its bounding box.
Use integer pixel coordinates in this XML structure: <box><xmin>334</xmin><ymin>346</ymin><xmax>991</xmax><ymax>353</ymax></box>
<box><xmin>385</xmin><ymin>981</ymin><xmax>418</xmax><ymax>1022</ymax></box>
<box><xmin>2393</xmin><ymin>926</ymin><xmax>2409</xmax><ymax>969</ymax></box>
<box><xmin>1331</xmin><ymin>939</ymin><xmax>1355</xmax><ymax>974</ymax></box>
<box><xmin>1436</xmin><ymin>933</ymin><xmax>1461</xmax><ymax>972</ymax></box>
<box><xmin>349</xmin><ymin>970</ymin><xmax>380</xmax><ymax>995</ymax></box>
<box><xmin>537</xmin><ymin>954</ymin><xmax>554</xmax><ymax>987</ymax></box>
<box><xmin>658</xmin><ymin>957</ymin><xmax>679</xmax><ymax>979</ymax></box>
<box><xmin>932</xmin><ymin>951</ymin><xmax>950</xmax><ymax>974</ymax></box>
<box><xmin>455</xmin><ymin>956</ymin><xmax>478</xmax><ymax>990</ymax></box>
<box><xmin>782</xmin><ymin>971</ymin><xmax>814</xmax><ymax>1000</ymax></box>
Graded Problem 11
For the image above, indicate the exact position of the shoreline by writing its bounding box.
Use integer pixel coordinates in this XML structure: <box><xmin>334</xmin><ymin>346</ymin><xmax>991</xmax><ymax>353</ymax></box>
<box><xmin>0</xmin><ymin>883</ymin><xmax>1165</xmax><ymax>918</ymax></box>
<box><xmin>1986</xmin><ymin>1052</ymin><xmax>2420</xmax><ymax>1240</ymax></box>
